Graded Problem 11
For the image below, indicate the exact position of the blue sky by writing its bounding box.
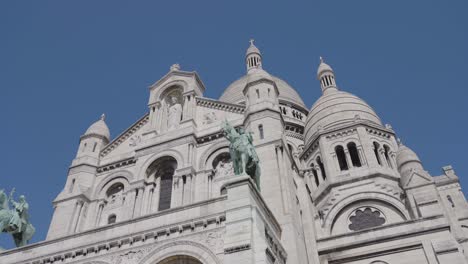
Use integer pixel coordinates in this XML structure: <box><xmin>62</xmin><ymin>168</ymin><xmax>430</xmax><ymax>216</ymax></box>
<box><xmin>1</xmin><ymin>1</ymin><xmax>467</xmax><ymax>248</ymax></box>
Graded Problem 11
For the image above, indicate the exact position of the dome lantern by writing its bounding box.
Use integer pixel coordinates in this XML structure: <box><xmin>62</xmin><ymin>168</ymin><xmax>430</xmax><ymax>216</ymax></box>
<box><xmin>317</xmin><ymin>57</ymin><xmax>338</xmax><ymax>95</ymax></box>
<box><xmin>246</xmin><ymin>39</ymin><xmax>262</xmax><ymax>72</ymax></box>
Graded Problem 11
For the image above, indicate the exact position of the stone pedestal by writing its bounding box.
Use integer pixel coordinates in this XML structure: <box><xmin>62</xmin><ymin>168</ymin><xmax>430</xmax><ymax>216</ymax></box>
<box><xmin>223</xmin><ymin>175</ymin><xmax>286</xmax><ymax>264</ymax></box>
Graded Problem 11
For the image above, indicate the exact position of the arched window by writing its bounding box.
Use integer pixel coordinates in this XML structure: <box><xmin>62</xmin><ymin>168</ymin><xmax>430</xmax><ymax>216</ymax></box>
<box><xmin>311</xmin><ymin>163</ymin><xmax>320</xmax><ymax>186</ymax></box>
<box><xmin>335</xmin><ymin>146</ymin><xmax>348</xmax><ymax>171</ymax></box>
<box><xmin>106</xmin><ymin>183</ymin><xmax>124</xmax><ymax>198</ymax></box>
<box><xmin>383</xmin><ymin>145</ymin><xmax>392</xmax><ymax>168</ymax></box>
<box><xmin>146</xmin><ymin>156</ymin><xmax>178</xmax><ymax>211</ymax></box>
<box><xmin>258</xmin><ymin>124</ymin><xmax>264</xmax><ymax>139</ymax></box>
<box><xmin>373</xmin><ymin>142</ymin><xmax>381</xmax><ymax>165</ymax></box>
<box><xmin>347</xmin><ymin>142</ymin><xmax>362</xmax><ymax>167</ymax></box>
<box><xmin>108</xmin><ymin>214</ymin><xmax>116</xmax><ymax>224</ymax></box>
<box><xmin>220</xmin><ymin>187</ymin><xmax>227</xmax><ymax>195</ymax></box>
<box><xmin>317</xmin><ymin>156</ymin><xmax>327</xmax><ymax>179</ymax></box>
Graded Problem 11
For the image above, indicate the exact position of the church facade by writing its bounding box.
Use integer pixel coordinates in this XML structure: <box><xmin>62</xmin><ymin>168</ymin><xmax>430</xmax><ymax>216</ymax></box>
<box><xmin>1</xmin><ymin>41</ymin><xmax>468</xmax><ymax>264</ymax></box>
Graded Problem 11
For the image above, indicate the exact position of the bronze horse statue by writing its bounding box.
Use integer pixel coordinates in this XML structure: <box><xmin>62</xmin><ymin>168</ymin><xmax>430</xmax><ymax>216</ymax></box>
<box><xmin>0</xmin><ymin>189</ymin><xmax>35</xmax><ymax>247</ymax></box>
<box><xmin>222</xmin><ymin>121</ymin><xmax>261</xmax><ymax>189</ymax></box>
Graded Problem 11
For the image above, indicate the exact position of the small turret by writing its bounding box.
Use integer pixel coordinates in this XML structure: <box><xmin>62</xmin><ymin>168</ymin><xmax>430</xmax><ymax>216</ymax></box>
<box><xmin>76</xmin><ymin>114</ymin><xmax>110</xmax><ymax>158</ymax></box>
<box><xmin>317</xmin><ymin>57</ymin><xmax>338</xmax><ymax>94</ymax></box>
<box><xmin>246</xmin><ymin>39</ymin><xmax>262</xmax><ymax>72</ymax></box>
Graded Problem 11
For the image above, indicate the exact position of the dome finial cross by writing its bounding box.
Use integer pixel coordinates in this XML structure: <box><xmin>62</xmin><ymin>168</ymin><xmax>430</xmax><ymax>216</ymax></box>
<box><xmin>101</xmin><ymin>113</ymin><xmax>106</xmax><ymax>121</ymax></box>
<box><xmin>320</xmin><ymin>56</ymin><xmax>324</xmax><ymax>63</ymax></box>
<box><xmin>249</xmin><ymin>39</ymin><xmax>255</xmax><ymax>46</ymax></box>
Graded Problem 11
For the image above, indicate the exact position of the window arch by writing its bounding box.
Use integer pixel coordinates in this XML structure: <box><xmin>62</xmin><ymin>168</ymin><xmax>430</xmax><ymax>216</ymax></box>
<box><xmin>373</xmin><ymin>142</ymin><xmax>381</xmax><ymax>165</ymax></box>
<box><xmin>108</xmin><ymin>214</ymin><xmax>116</xmax><ymax>224</ymax></box>
<box><xmin>335</xmin><ymin>145</ymin><xmax>348</xmax><ymax>171</ymax></box>
<box><xmin>383</xmin><ymin>145</ymin><xmax>392</xmax><ymax>168</ymax></box>
<box><xmin>317</xmin><ymin>156</ymin><xmax>327</xmax><ymax>179</ymax></box>
<box><xmin>347</xmin><ymin>142</ymin><xmax>362</xmax><ymax>167</ymax></box>
<box><xmin>106</xmin><ymin>183</ymin><xmax>124</xmax><ymax>198</ymax></box>
<box><xmin>146</xmin><ymin>156</ymin><xmax>178</xmax><ymax>211</ymax></box>
<box><xmin>311</xmin><ymin>163</ymin><xmax>320</xmax><ymax>186</ymax></box>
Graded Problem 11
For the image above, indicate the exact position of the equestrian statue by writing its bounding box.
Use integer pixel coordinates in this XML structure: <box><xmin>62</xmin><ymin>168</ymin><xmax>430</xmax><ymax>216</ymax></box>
<box><xmin>222</xmin><ymin>121</ymin><xmax>261</xmax><ymax>189</ymax></box>
<box><xmin>0</xmin><ymin>188</ymin><xmax>35</xmax><ymax>247</ymax></box>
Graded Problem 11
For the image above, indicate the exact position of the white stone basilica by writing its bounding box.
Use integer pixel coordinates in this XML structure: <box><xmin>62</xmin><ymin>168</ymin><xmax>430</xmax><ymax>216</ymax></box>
<box><xmin>2</xmin><ymin>41</ymin><xmax>468</xmax><ymax>264</ymax></box>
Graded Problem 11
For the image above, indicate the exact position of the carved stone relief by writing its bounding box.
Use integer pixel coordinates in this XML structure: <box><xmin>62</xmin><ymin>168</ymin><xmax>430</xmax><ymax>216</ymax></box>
<box><xmin>348</xmin><ymin>207</ymin><xmax>386</xmax><ymax>231</ymax></box>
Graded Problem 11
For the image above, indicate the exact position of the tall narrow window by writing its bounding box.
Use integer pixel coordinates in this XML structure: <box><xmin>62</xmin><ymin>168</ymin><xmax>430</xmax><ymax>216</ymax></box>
<box><xmin>373</xmin><ymin>142</ymin><xmax>381</xmax><ymax>165</ymax></box>
<box><xmin>347</xmin><ymin>142</ymin><xmax>362</xmax><ymax>167</ymax></box>
<box><xmin>69</xmin><ymin>179</ymin><xmax>75</xmax><ymax>193</ymax></box>
<box><xmin>311</xmin><ymin>164</ymin><xmax>320</xmax><ymax>186</ymax></box>
<box><xmin>258</xmin><ymin>124</ymin><xmax>264</xmax><ymax>139</ymax></box>
<box><xmin>384</xmin><ymin>145</ymin><xmax>392</xmax><ymax>168</ymax></box>
<box><xmin>317</xmin><ymin>156</ymin><xmax>327</xmax><ymax>179</ymax></box>
<box><xmin>335</xmin><ymin>146</ymin><xmax>348</xmax><ymax>171</ymax></box>
<box><xmin>158</xmin><ymin>170</ymin><xmax>174</xmax><ymax>211</ymax></box>
<box><xmin>108</xmin><ymin>214</ymin><xmax>116</xmax><ymax>224</ymax></box>
<box><xmin>92</xmin><ymin>142</ymin><xmax>97</xmax><ymax>152</ymax></box>
<box><xmin>256</xmin><ymin>89</ymin><xmax>260</xmax><ymax>99</ymax></box>
<box><xmin>82</xmin><ymin>142</ymin><xmax>87</xmax><ymax>152</ymax></box>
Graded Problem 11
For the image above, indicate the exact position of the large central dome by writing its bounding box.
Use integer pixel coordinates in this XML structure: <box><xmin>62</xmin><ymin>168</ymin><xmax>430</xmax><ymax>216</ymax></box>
<box><xmin>219</xmin><ymin>40</ymin><xmax>306</xmax><ymax>110</ymax></box>
<box><xmin>219</xmin><ymin>74</ymin><xmax>307</xmax><ymax>109</ymax></box>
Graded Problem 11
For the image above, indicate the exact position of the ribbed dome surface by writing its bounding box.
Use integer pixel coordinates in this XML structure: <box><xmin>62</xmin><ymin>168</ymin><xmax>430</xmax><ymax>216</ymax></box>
<box><xmin>304</xmin><ymin>91</ymin><xmax>382</xmax><ymax>143</ymax></box>
<box><xmin>85</xmin><ymin>118</ymin><xmax>110</xmax><ymax>140</ymax></box>
<box><xmin>220</xmin><ymin>74</ymin><xmax>307</xmax><ymax>109</ymax></box>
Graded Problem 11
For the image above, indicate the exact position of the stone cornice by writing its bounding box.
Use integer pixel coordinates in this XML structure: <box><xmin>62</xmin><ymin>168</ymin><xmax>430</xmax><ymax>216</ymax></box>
<box><xmin>149</xmin><ymin>70</ymin><xmax>206</xmax><ymax>93</ymax></box>
<box><xmin>196</xmin><ymin>97</ymin><xmax>245</xmax><ymax>114</ymax></box>
<box><xmin>97</xmin><ymin>157</ymin><xmax>137</xmax><ymax>173</ymax></box>
<box><xmin>100</xmin><ymin>114</ymin><xmax>149</xmax><ymax>158</ymax></box>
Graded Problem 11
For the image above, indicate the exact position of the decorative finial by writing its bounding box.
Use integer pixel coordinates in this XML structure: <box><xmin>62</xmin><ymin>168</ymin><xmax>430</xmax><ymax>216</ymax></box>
<box><xmin>249</xmin><ymin>39</ymin><xmax>255</xmax><ymax>46</ymax></box>
<box><xmin>100</xmin><ymin>113</ymin><xmax>106</xmax><ymax>121</ymax></box>
<box><xmin>320</xmin><ymin>56</ymin><xmax>324</xmax><ymax>63</ymax></box>
<box><xmin>397</xmin><ymin>138</ymin><xmax>402</xmax><ymax>146</ymax></box>
<box><xmin>170</xmin><ymin>63</ymin><xmax>180</xmax><ymax>71</ymax></box>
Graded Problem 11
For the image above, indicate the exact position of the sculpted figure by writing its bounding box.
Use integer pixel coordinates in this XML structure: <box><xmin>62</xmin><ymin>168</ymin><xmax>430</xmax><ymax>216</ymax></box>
<box><xmin>167</xmin><ymin>96</ymin><xmax>182</xmax><ymax>130</ymax></box>
<box><xmin>222</xmin><ymin>121</ymin><xmax>261</xmax><ymax>189</ymax></box>
<box><xmin>0</xmin><ymin>189</ymin><xmax>35</xmax><ymax>247</ymax></box>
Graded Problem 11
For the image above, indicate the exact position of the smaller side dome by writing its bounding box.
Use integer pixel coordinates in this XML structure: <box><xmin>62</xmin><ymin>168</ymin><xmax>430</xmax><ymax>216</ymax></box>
<box><xmin>396</xmin><ymin>142</ymin><xmax>423</xmax><ymax>173</ymax></box>
<box><xmin>85</xmin><ymin>114</ymin><xmax>110</xmax><ymax>141</ymax></box>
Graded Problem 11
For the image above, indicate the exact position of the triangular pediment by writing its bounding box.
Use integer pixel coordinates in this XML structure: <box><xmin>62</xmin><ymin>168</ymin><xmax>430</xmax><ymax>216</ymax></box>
<box><xmin>403</xmin><ymin>170</ymin><xmax>433</xmax><ymax>188</ymax></box>
<box><xmin>99</xmin><ymin>114</ymin><xmax>150</xmax><ymax>159</ymax></box>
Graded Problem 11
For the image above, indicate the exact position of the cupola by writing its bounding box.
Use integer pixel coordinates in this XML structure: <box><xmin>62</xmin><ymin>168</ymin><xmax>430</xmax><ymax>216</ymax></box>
<box><xmin>317</xmin><ymin>57</ymin><xmax>338</xmax><ymax>94</ymax></box>
<box><xmin>246</xmin><ymin>39</ymin><xmax>262</xmax><ymax>72</ymax></box>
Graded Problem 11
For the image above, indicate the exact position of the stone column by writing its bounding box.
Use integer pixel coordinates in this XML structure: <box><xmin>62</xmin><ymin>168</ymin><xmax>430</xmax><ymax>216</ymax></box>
<box><xmin>126</xmin><ymin>189</ymin><xmax>137</xmax><ymax>219</ymax></box>
<box><xmin>315</xmin><ymin>165</ymin><xmax>323</xmax><ymax>183</ymax></box>
<box><xmin>379</xmin><ymin>148</ymin><xmax>389</xmax><ymax>167</ymax></box>
<box><xmin>152</xmin><ymin>178</ymin><xmax>161</xmax><ymax>212</ymax></box>
<box><xmin>95</xmin><ymin>202</ymin><xmax>105</xmax><ymax>227</ymax></box>
<box><xmin>344</xmin><ymin>149</ymin><xmax>354</xmax><ymax>169</ymax></box>
<box><xmin>141</xmin><ymin>184</ymin><xmax>152</xmax><ymax>215</ymax></box>
<box><xmin>183</xmin><ymin>174</ymin><xmax>192</xmax><ymax>205</ymax></box>
<box><xmin>133</xmin><ymin>187</ymin><xmax>145</xmax><ymax>218</ymax></box>
<box><xmin>171</xmin><ymin>176</ymin><xmax>182</xmax><ymax>208</ymax></box>
<box><xmin>72</xmin><ymin>201</ymin><xmax>84</xmax><ymax>233</ymax></box>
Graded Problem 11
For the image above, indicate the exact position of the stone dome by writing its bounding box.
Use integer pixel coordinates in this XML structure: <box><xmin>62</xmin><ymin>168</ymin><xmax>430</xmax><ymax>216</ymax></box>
<box><xmin>396</xmin><ymin>143</ymin><xmax>423</xmax><ymax>172</ymax></box>
<box><xmin>85</xmin><ymin>114</ymin><xmax>110</xmax><ymax>141</ymax></box>
<box><xmin>304</xmin><ymin>90</ymin><xmax>382</xmax><ymax>143</ymax></box>
<box><xmin>220</xmin><ymin>74</ymin><xmax>307</xmax><ymax>109</ymax></box>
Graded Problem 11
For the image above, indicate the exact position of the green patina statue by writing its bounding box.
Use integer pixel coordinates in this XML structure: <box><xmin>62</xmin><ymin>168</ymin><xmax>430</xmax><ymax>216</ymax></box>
<box><xmin>222</xmin><ymin>121</ymin><xmax>261</xmax><ymax>189</ymax></box>
<box><xmin>0</xmin><ymin>188</ymin><xmax>35</xmax><ymax>247</ymax></box>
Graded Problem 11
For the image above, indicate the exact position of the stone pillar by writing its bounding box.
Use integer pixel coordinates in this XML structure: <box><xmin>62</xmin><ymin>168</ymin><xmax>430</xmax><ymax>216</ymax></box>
<box><xmin>141</xmin><ymin>184</ymin><xmax>152</xmax><ymax>215</ymax></box>
<box><xmin>126</xmin><ymin>189</ymin><xmax>137</xmax><ymax>219</ymax></box>
<box><xmin>379</xmin><ymin>148</ymin><xmax>389</xmax><ymax>167</ymax></box>
<box><xmin>152</xmin><ymin>178</ymin><xmax>161</xmax><ymax>212</ymax></box>
<box><xmin>171</xmin><ymin>176</ymin><xmax>182</xmax><ymax>208</ymax></box>
<box><xmin>133</xmin><ymin>187</ymin><xmax>145</xmax><ymax>218</ymax></box>
<box><xmin>95</xmin><ymin>202</ymin><xmax>105</xmax><ymax>227</ymax></box>
<box><xmin>183</xmin><ymin>174</ymin><xmax>192</xmax><ymax>205</ymax></box>
<box><xmin>71</xmin><ymin>201</ymin><xmax>84</xmax><ymax>234</ymax></box>
<box><xmin>344</xmin><ymin>149</ymin><xmax>354</xmax><ymax>169</ymax></box>
<box><xmin>315</xmin><ymin>165</ymin><xmax>323</xmax><ymax>183</ymax></box>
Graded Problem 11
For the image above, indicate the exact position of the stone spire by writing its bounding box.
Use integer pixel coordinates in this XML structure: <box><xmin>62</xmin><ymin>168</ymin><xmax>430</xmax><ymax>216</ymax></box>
<box><xmin>246</xmin><ymin>39</ymin><xmax>262</xmax><ymax>72</ymax></box>
<box><xmin>317</xmin><ymin>57</ymin><xmax>338</xmax><ymax>94</ymax></box>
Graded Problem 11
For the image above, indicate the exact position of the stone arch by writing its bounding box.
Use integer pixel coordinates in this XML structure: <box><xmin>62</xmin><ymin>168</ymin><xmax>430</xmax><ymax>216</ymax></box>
<box><xmin>324</xmin><ymin>191</ymin><xmax>409</xmax><ymax>234</ymax></box>
<box><xmin>140</xmin><ymin>240</ymin><xmax>221</xmax><ymax>264</ymax></box>
<box><xmin>154</xmin><ymin>80</ymin><xmax>189</xmax><ymax>102</ymax></box>
<box><xmin>138</xmin><ymin>149</ymin><xmax>184</xmax><ymax>180</ymax></box>
<box><xmin>198</xmin><ymin>141</ymin><xmax>230</xmax><ymax>170</ymax></box>
<box><xmin>93</xmin><ymin>170</ymin><xmax>133</xmax><ymax>198</ymax></box>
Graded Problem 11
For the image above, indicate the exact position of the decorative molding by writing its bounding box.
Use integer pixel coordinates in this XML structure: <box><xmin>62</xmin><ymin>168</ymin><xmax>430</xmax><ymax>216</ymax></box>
<box><xmin>365</xmin><ymin>127</ymin><xmax>391</xmax><ymax>139</ymax></box>
<box><xmin>100</xmin><ymin>114</ymin><xmax>149</xmax><ymax>158</ymax></box>
<box><xmin>196</xmin><ymin>97</ymin><xmax>245</xmax><ymax>114</ymax></box>
<box><xmin>97</xmin><ymin>158</ymin><xmax>137</xmax><ymax>173</ymax></box>
<box><xmin>224</xmin><ymin>243</ymin><xmax>251</xmax><ymax>254</ymax></box>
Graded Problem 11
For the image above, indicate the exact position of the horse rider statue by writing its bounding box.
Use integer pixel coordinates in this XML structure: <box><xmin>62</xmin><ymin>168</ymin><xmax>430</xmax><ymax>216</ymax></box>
<box><xmin>0</xmin><ymin>188</ymin><xmax>35</xmax><ymax>247</ymax></box>
<box><xmin>221</xmin><ymin>121</ymin><xmax>261</xmax><ymax>189</ymax></box>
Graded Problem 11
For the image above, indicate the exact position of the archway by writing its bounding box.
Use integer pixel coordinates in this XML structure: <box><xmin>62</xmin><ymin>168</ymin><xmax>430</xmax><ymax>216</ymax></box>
<box><xmin>158</xmin><ymin>255</ymin><xmax>202</xmax><ymax>264</ymax></box>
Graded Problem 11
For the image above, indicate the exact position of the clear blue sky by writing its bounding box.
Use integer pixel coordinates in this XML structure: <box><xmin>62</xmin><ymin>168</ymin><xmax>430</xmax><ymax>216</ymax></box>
<box><xmin>1</xmin><ymin>1</ymin><xmax>467</xmax><ymax>248</ymax></box>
